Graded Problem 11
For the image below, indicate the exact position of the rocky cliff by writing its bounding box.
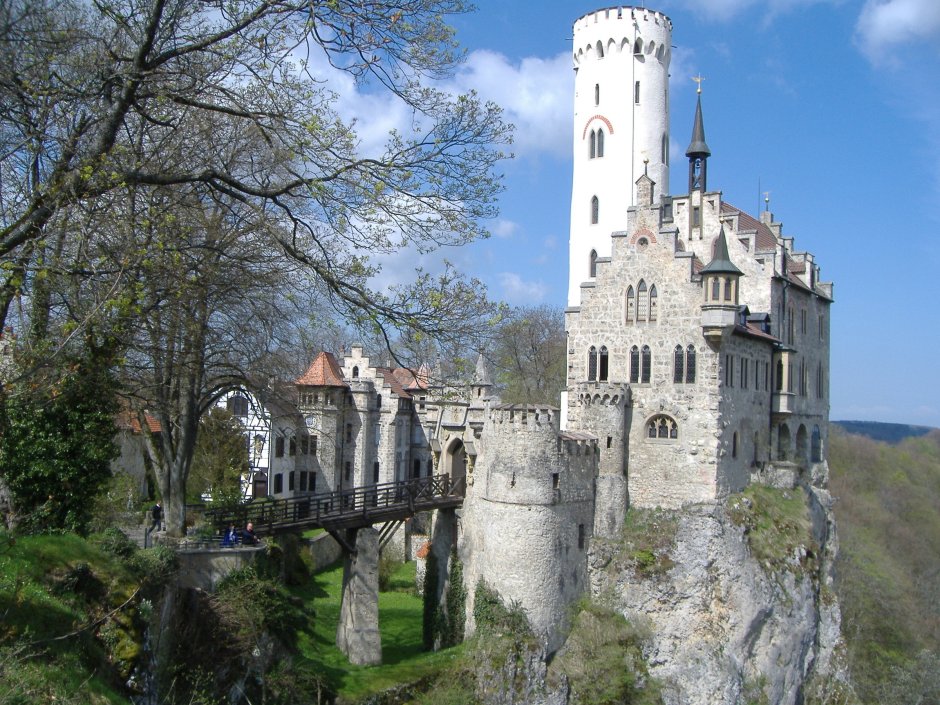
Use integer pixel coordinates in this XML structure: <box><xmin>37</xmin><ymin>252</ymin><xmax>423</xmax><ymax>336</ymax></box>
<box><xmin>583</xmin><ymin>481</ymin><xmax>852</xmax><ymax>705</ymax></box>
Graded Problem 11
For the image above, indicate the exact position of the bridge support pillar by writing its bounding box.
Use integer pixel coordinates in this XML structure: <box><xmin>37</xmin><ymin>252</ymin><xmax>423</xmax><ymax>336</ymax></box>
<box><xmin>426</xmin><ymin>508</ymin><xmax>458</xmax><ymax>651</ymax></box>
<box><xmin>336</xmin><ymin>527</ymin><xmax>382</xmax><ymax>665</ymax></box>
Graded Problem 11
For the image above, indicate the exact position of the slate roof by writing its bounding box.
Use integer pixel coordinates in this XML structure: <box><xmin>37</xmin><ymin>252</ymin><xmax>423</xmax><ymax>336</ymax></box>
<box><xmin>296</xmin><ymin>352</ymin><xmax>348</xmax><ymax>387</ymax></box>
<box><xmin>720</xmin><ymin>202</ymin><xmax>778</xmax><ymax>251</ymax></box>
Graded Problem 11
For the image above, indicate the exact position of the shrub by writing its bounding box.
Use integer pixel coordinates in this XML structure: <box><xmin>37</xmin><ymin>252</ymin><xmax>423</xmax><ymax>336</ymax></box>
<box><xmin>727</xmin><ymin>485</ymin><xmax>816</xmax><ymax>576</ymax></box>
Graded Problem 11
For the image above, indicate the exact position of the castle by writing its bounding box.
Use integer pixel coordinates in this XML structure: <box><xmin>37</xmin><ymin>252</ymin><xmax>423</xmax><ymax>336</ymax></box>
<box><xmin>226</xmin><ymin>5</ymin><xmax>832</xmax><ymax>654</ymax></box>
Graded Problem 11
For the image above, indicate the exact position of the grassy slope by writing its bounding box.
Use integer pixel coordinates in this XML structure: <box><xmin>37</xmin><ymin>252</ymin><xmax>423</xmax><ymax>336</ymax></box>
<box><xmin>291</xmin><ymin>559</ymin><xmax>463</xmax><ymax>702</ymax></box>
<box><xmin>828</xmin><ymin>428</ymin><xmax>940</xmax><ymax>702</ymax></box>
<box><xmin>0</xmin><ymin>534</ymin><xmax>141</xmax><ymax>705</ymax></box>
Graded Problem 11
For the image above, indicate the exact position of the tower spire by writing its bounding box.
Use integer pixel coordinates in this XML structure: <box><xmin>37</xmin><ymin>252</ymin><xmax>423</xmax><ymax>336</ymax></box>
<box><xmin>686</xmin><ymin>82</ymin><xmax>711</xmax><ymax>193</ymax></box>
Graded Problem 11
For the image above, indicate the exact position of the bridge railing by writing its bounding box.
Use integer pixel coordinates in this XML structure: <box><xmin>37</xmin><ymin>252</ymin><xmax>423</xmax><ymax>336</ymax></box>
<box><xmin>204</xmin><ymin>473</ymin><xmax>464</xmax><ymax>534</ymax></box>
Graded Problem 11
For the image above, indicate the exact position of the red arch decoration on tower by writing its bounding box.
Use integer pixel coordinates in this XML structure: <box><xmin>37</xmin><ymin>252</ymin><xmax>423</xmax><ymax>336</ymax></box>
<box><xmin>581</xmin><ymin>114</ymin><xmax>615</xmax><ymax>139</ymax></box>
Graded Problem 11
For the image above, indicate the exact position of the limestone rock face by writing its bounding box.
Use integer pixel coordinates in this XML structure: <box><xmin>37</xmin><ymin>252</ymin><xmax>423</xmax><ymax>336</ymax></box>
<box><xmin>587</xmin><ymin>488</ymin><xmax>849</xmax><ymax>705</ymax></box>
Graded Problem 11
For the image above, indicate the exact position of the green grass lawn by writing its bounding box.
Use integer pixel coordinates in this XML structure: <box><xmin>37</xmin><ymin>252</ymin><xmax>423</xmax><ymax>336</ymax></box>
<box><xmin>292</xmin><ymin>559</ymin><xmax>464</xmax><ymax>701</ymax></box>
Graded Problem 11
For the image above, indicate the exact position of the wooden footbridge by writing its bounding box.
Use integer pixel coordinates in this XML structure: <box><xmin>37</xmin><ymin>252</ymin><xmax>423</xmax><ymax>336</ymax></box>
<box><xmin>204</xmin><ymin>473</ymin><xmax>464</xmax><ymax>552</ymax></box>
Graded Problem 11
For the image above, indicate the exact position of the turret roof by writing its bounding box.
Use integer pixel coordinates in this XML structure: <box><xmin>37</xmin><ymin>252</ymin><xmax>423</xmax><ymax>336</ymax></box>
<box><xmin>296</xmin><ymin>352</ymin><xmax>348</xmax><ymax>387</ymax></box>
<box><xmin>701</xmin><ymin>227</ymin><xmax>742</xmax><ymax>275</ymax></box>
<box><xmin>685</xmin><ymin>93</ymin><xmax>711</xmax><ymax>158</ymax></box>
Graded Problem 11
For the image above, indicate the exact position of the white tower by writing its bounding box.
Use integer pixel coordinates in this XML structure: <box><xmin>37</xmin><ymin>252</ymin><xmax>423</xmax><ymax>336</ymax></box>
<box><xmin>567</xmin><ymin>7</ymin><xmax>672</xmax><ymax>305</ymax></box>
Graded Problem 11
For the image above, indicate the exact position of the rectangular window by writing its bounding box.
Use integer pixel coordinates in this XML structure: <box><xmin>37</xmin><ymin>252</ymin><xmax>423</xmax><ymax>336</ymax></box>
<box><xmin>373</xmin><ymin>461</ymin><xmax>380</xmax><ymax>483</ymax></box>
<box><xmin>274</xmin><ymin>473</ymin><xmax>283</xmax><ymax>493</ymax></box>
<box><xmin>725</xmin><ymin>355</ymin><xmax>734</xmax><ymax>387</ymax></box>
<box><xmin>288</xmin><ymin>471</ymin><xmax>295</xmax><ymax>491</ymax></box>
<box><xmin>300</xmin><ymin>471</ymin><xmax>307</xmax><ymax>491</ymax></box>
<box><xmin>801</xmin><ymin>309</ymin><xmax>807</xmax><ymax>335</ymax></box>
<box><xmin>692</xmin><ymin>206</ymin><xmax>701</xmax><ymax>227</ymax></box>
<box><xmin>578</xmin><ymin>524</ymin><xmax>586</xmax><ymax>550</ymax></box>
<box><xmin>634</xmin><ymin>80</ymin><xmax>640</xmax><ymax>104</ymax></box>
<box><xmin>275</xmin><ymin>436</ymin><xmax>285</xmax><ymax>458</ymax></box>
<box><xmin>787</xmin><ymin>363</ymin><xmax>794</xmax><ymax>393</ymax></box>
<box><xmin>552</xmin><ymin>473</ymin><xmax>560</xmax><ymax>490</ymax></box>
<box><xmin>741</xmin><ymin>358</ymin><xmax>748</xmax><ymax>389</ymax></box>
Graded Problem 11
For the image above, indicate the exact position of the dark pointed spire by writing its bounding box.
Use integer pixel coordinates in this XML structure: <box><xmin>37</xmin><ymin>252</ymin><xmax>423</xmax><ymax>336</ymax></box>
<box><xmin>701</xmin><ymin>227</ymin><xmax>742</xmax><ymax>275</ymax></box>
<box><xmin>685</xmin><ymin>93</ymin><xmax>711</xmax><ymax>159</ymax></box>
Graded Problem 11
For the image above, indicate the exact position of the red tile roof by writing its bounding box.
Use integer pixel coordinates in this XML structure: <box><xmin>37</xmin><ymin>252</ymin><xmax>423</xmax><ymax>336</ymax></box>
<box><xmin>115</xmin><ymin>407</ymin><xmax>162</xmax><ymax>434</ymax></box>
<box><xmin>721</xmin><ymin>202</ymin><xmax>778</xmax><ymax>251</ymax></box>
<box><xmin>377</xmin><ymin>368</ymin><xmax>410</xmax><ymax>398</ymax></box>
<box><xmin>733</xmin><ymin>323</ymin><xmax>779</xmax><ymax>344</ymax></box>
<box><xmin>391</xmin><ymin>366</ymin><xmax>428</xmax><ymax>392</ymax></box>
<box><xmin>296</xmin><ymin>352</ymin><xmax>348</xmax><ymax>387</ymax></box>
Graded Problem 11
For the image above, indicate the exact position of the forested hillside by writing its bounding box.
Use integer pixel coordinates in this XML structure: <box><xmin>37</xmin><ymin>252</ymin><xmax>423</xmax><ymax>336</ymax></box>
<box><xmin>828</xmin><ymin>427</ymin><xmax>940</xmax><ymax>703</ymax></box>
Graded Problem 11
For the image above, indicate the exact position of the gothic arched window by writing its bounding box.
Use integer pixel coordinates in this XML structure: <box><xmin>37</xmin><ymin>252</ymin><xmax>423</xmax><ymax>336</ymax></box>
<box><xmin>599</xmin><ymin>346</ymin><xmax>609</xmax><ymax>382</ymax></box>
<box><xmin>637</xmin><ymin>280</ymin><xmax>648</xmax><ymax>322</ymax></box>
<box><xmin>591</xmin><ymin>196</ymin><xmax>599</xmax><ymax>224</ymax></box>
<box><xmin>589</xmin><ymin>249</ymin><xmax>598</xmax><ymax>277</ymax></box>
<box><xmin>649</xmin><ymin>284</ymin><xmax>658</xmax><ymax>321</ymax></box>
<box><xmin>711</xmin><ymin>277</ymin><xmax>720</xmax><ymax>301</ymax></box>
<box><xmin>686</xmin><ymin>345</ymin><xmax>697</xmax><ymax>383</ymax></box>
<box><xmin>596</xmin><ymin>128</ymin><xmax>604</xmax><ymax>157</ymax></box>
<box><xmin>626</xmin><ymin>286</ymin><xmax>635</xmax><ymax>323</ymax></box>
<box><xmin>647</xmin><ymin>414</ymin><xmax>678</xmax><ymax>440</ymax></box>
<box><xmin>673</xmin><ymin>345</ymin><xmax>684</xmax><ymax>383</ymax></box>
<box><xmin>811</xmin><ymin>425</ymin><xmax>822</xmax><ymax>463</ymax></box>
<box><xmin>589</xmin><ymin>130</ymin><xmax>596</xmax><ymax>159</ymax></box>
<box><xmin>641</xmin><ymin>345</ymin><xmax>651</xmax><ymax>383</ymax></box>
<box><xmin>588</xmin><ymin>346</ymin><xmax>598</xmax><ymax>381</ymax></box>
<box><xmin>629</xmin><ymin>346</ymin><xmax>639</xmax><ymax>384</ymax></box>
<box><xmin>594</xmin><ymin>83</ymin><xmax>600</xmax><ymax>105</ymax></box>
<box><xmin>724</xmin><ymin>277</ymin><xmax>733</xmax><ymax>301</ymax></box>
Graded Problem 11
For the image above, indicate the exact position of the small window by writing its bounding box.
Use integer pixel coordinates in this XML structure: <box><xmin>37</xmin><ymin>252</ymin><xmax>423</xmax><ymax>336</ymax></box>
<box><xmin>289</xmin><ymin>471</ymin><xmax>295</xmax><ymax>491</ymax></box>
<box><xmin>732</xmin><ymin>432</ymin><xmax>738</xmax><ymax>458</ymax></box>
<box><xmin>647</xmin><ymin>414</ymin><xmax>678</xmax><ymax>440</ymax></box>
<box><xmin>607</xmin><ymin>436</ymin><xmax>612</xmax><ymax>449</ymax></box>
<box><xmin>776</xmin><ymin>359</ymin><xmax>784</xmax><ymax>391</ymax></box>
<box><xmin>630</xmin><ymin>346</ymin><xmax>640</xmax><ymax>384</ymax></box>
<box><xmin>552</xmin><ymin>473</ymin><xmax>560</xmax><ymax>489</ymax></box>
<box><xmin>590</xmin><ymin>129</ymin><xmax>596</xmax><ymax>159</ymax></box>
<box><xmin>375</xmin><ymin>461</ymin><xmax>381</xmax><ymax>482</ymax></box>
<box><xmin>626</xmin><ymin>286</ymin><xmax>635</xmax><ymax>323</ymax></box>
<box><xmin>633</xmin><ymin>38</ymin><xmax>642</xmax><ymax>55</ymax></box>
<box><xmin>599</xmin><ymin>346</ymin><xmax>609</xmax><ymax>382</ymax></box>
<box><xmin>724</xmin><ymin>277</ymin><xmax>732</xmax><ymax>302</ymax></box>
<box><xmin>274</xmin><ymin>474</ymin><xmax>283</xmax><ymax>493</ymax></box>
<box><xmin>661</xmin><ymin>133</ymin><xmax>668</xmax><ymax>164</ymax></box>
<box><xmin>634</xmin><ymin>80</ymin><xmax>640</xmax><ymax>104</ymax></box>
<box><xmin>641</xmin><ymin>345</ymin><xmax>651</xmax><ymax>384</ymax></box>
<box><xmin>693</xmin><ymin>206</ymin><xmax>701</xmax><ymax>227</ymax></box>
<box><xmin>578</xmin><ymin>524</ymin><xmax>585</xmax><ymax>549</ymax></box>
<box><xmin>674</xmin><ymin>345</ymin><xmax>684</xmax><ymax>383</ymax></box>
<box><xmin>588</xmin><ymin>346</ymin><xmax>598</xmax><ymax>381</ymax></box>
<box><xmin>725</xmin><ymin>354</ymin><xmax>734</xmax><ymax>387</ymax></box>
<box><xmin>594</xmin><ymin>83</ymin><xmax>600</xmax><ymax>105</ymax></box>
<box><xmin>275</xmin><ymin>436</ymin><xmax>285</xmax><ymax>458</ymax></box>
<box><xmin>637</xmin><ymin>280</ymin><xmax>648</xmax><ymax>322</ymax></box>
<box><xmin>591</xmin><ymin>196</ymin><xmax>599</xmax><ymax>224</ymax></box>
<box><xmin>596</xmin><ymin>128</ymin><xmax>604</xmax><ymax>157</ymax></box>
<box><xmin>352</xmin><ymin>365</ymin><xmax>359</xmax><ymax>378</ymax></box>
<box><xmin>589</xmin><ymin>249</ymin><xmax>598</xmax><ymax>277</ymax></box>
<box><xmin>649</xmin><ymin>285</ymin><xmax>658</xmax><ymax>321</ymax></box>
<box><xmin>686</xmin><ymin>345</ymin><xmax>696</xmax><ymax>383</ymax></box>
<box><xmin>711</xmin><ymin>277</ymin><xmax>720</xmax><ymax>301</ymax></box>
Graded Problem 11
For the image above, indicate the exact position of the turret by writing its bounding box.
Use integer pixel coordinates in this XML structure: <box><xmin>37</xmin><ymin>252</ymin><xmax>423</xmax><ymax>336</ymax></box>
<box><xmin>686</xmin><ymin>86</ymin><xmax>710</xmax><ymax>193</ymax></box>
<box><xmin>567</xmin><ymin>6</ymin><xmax>673</xmax><ymax>305</ymax></box>
<box><xmin>700</xmin><ymin>227</ymin><xmax>743</xmax><ymax>340</ymax></box>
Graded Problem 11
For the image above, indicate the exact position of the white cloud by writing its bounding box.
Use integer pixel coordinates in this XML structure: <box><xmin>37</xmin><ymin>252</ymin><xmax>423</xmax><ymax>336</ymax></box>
<box><xmin>497</xmin><ymin>272</ymin><xmax>548</xmax><ymax>305</ymax></box>
<box><xmin>855</xmin><ymin>0</ymin><xmax>940</xmax><ymax>63</ymax></box>
<box><xmin>490</xmin><ymin>219</ymin><xmax>519</xmax><ymax>238</ymax></box>
<box><xmin>447</xmin><ymin>50</ymin><xmax>573</xmax><ymax>159</ymax></box>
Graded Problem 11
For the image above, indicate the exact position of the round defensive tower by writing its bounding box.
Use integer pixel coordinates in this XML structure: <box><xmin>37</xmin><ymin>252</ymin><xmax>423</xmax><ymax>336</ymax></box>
<box><xmin>460</xmin><ymin>405</ymin><xmax>597</xmax><ymax>653</ymax></box>
<box><xmin>568</xmin><ymin>6</ymin><xmax>672</xmax><ymax>305</ymax></box>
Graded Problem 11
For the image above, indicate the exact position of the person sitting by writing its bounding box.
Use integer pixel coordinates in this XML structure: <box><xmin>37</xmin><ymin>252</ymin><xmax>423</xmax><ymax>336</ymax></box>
<box><xmin>241</xmin><ymin>522</ymin><xmax>259</xmax><ymax>546</ymax></box>
<box><xmin>221</xmin><ymin>523</ymin><xmax>239</xmax><ymax>547</ymax></box>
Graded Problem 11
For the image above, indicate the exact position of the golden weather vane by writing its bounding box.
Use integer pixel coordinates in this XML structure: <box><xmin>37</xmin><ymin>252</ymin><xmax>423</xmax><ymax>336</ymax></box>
<box><xmin>692</xmin><ymin>74</ymin><xmax>704</xmax><ymax>94</ymax></box>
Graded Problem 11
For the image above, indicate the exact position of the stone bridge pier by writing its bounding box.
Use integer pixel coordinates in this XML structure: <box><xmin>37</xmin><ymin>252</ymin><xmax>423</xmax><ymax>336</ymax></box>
<box><xmin>336</xmin><ymin>527</ymin><xmax>382</xmax><ymax>665</ymax></box>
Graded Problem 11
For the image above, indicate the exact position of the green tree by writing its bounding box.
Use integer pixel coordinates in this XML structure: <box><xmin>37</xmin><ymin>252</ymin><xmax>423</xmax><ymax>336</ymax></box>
<box><xmin>189</xmin><ymin>407</ymin><xmax>250</xmax><ymax>504</ymax></box>
<box><xmin>0</xmin><ymin>344</ymin><xmax>118</xmax><ymax>534</ymax></box>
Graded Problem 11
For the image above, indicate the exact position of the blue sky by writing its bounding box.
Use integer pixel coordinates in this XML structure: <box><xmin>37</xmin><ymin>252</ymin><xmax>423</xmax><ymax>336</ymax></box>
<box><xmin>324</xmin><ymin>0</ymin><xmax>940</xmax><ymax>427</ymax></box>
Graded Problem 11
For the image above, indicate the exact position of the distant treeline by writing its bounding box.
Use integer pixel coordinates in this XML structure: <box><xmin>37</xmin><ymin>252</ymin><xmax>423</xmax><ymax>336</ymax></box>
<box><xmin>833</xmin><ymin>420</ymin><xmax>935</xmax><ymax>444</ymax></box>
